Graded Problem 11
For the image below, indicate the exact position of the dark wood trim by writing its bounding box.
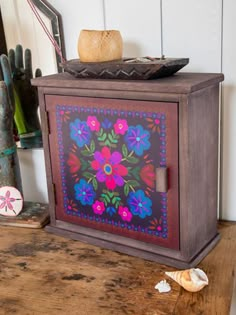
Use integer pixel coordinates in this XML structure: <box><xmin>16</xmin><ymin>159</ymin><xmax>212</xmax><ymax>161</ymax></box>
<box><xmin>54</xmin><ymin>219</ymin><xmax>183</xmax><ymax>259</ymax></box>
<box><xmin>32</xmin><ymin>72</ymin><xmax>224</xmax><ymax>94</ymax></box>
<box><xmin>45</xmin><ymin>223</ymin><xmax>220</xmax><ymax>269</ymax></box>
<box><xmin>40</xmin><ymin>87</ymin><xmax>182</xmax><ymax>103</ymax></box>
<box><xmin>38</xmin><ymin>89</ymin><xmax>56</xmax><ymax>224</ymax></box>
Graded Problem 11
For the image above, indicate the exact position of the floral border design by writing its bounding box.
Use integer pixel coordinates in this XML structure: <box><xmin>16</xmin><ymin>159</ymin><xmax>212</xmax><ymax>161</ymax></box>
<box><xmin>56</xmin><ymin>105</ymin><xmax>168</xmax><ymax>239</ymax></box>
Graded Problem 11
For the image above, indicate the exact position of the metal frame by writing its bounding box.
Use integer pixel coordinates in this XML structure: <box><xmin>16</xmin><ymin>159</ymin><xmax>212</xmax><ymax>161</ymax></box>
<box><xmin>31</xmin><ymin>0</ymin><xmax>66</xmax><ymax>72</ymax></box>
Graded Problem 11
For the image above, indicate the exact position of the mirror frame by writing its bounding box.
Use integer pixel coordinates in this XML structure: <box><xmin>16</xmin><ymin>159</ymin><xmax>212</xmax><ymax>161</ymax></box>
<box><xmin>31</xmin><ymin>0</ymin><xmax>66</xmax><ymax>72</ymax></box>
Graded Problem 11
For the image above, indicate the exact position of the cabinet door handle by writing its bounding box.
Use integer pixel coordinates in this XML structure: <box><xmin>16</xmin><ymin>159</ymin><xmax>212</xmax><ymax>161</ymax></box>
<box><xmin>156</xmin><ymin>167</ymin><xmax>168</xmax><ymax>193</ymax></box>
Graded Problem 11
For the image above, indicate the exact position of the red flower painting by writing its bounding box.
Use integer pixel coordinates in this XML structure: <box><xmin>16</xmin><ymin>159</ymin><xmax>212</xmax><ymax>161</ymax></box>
<box><xmin>140</xmin><ymin>164</ymin><xmax>155</xmax><ymax>188</ymax></box>
<box><xmin>67</xmin><ymin>153</ymin><xmax>81</xmax><ymax>173</ymax></box>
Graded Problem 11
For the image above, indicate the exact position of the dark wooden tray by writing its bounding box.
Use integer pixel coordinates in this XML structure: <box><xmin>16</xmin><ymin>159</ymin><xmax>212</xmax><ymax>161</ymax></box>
<box><xmin>61</xmin><ymin>57</ymin><xmax>189</xmax><ymax>80</ymax></box>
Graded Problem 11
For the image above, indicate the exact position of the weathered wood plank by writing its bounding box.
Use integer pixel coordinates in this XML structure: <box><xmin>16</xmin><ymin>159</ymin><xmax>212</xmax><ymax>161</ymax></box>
<box><xmin>173</xmin><ymin>222</ymin><xmax>236</xmax><ymax>315</ymax></box>
<box><xmin>0</xmin><ymin>222</ymin><xmax>234</xmax><ymax>315</ymax></box>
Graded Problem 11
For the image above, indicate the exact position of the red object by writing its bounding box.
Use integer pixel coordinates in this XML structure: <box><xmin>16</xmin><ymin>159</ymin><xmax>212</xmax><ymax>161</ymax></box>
<box><xmin>140</xmin><ymin>164</ymin><xmax>155</xmax><ymax>188</ymax></box>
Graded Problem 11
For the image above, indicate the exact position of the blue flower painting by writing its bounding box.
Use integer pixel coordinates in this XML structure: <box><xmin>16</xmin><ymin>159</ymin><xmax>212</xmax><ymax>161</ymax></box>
<box><xmin>74</xmin><ymin>179</ymin><xmax>95</xmax><ymax>205</ymax></box>
<box><xmin>127</xmin><ymin>190</ymin><xmax>152</xmax><ymax>219</ymax></box>
<box><xmin>70</xmin><ymin>118</ymin><xmax>91</xmax><ymax>147</ymax></box>
<box><xmin>124</xmin><ymin>125</ymin><xmax>150</xmax><ymax>156</ymax></box>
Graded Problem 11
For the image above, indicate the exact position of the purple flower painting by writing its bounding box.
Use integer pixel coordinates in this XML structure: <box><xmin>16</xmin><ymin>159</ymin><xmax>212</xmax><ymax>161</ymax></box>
<box><xmin>91</xmin><ymin>146</ymin><xmax>128</xmax><ymax>190</ymax></box>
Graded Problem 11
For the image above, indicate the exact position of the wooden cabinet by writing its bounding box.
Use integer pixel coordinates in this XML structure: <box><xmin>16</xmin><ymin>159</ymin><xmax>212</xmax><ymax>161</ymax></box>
<box><xmin>32</xmin><ymin>72</ymin><xmax>224</xmax><ymax>268</ymax></box>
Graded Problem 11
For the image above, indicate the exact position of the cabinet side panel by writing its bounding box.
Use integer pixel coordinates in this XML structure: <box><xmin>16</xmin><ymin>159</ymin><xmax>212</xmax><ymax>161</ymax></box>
<box><xmin>38</xmin><ymin>89</ymin><xmax>56</xmax><ymax>223</ymax></box>
<box><xmin>179</xmin><ymin>85</ymin><xmax>219</xmax><ymax>259</ymax></box>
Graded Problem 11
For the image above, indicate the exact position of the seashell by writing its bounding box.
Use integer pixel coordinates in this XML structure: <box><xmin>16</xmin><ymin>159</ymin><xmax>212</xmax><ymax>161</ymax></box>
<box><xmin>0</xmin><ymin>186</ymin><xmax>23</xmax><ymax>216</ymax></box>
<box><xmin>155</xmin><ymin>279</ymin><xmax>171</xmax><ymax>293</ymax></box>
<box><xmin>165</xmin><ymin>268</ymin><xmax>208</xmax><ymax>292</ymax></box>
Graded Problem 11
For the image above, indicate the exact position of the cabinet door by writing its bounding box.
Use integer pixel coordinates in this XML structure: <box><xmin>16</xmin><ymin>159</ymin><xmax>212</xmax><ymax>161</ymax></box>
<box><xmin>46</xmin><ymin>95</ymin><xmax>179</xmax><ymax>249</ymax></box>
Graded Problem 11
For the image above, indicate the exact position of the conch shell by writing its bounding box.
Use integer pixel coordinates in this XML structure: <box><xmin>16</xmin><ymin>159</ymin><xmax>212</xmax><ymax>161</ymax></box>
<box><xmin>165</xmin><ymin>268</ymin><xmax>208</xmax><ymax>292</ymax></box>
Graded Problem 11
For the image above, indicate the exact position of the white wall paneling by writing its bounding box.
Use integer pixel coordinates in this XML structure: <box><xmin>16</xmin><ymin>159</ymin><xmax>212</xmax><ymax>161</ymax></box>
<box><xmin>162</xmin><ymin>0</ymin><xmax>222</xmax><ymax>72</ymax></box>
<box><xmin>221</xmin><ymin>0</ymin><xmax>236</xmax><ymax>220</ymax></box>
<box><xmin>104</xmin><ymin>0</ymin><xmax>162</xmax><ymax>58</ymax></box>
<box><xmin>49</xmin><ymin>0</ymin><xmax>104</xmax><ymax>60</ymax></box>
<box><xmin>0</xmin><ymin>0</ymin><xmax>57</xmax><ymax>75</ymax></box>
<box><xmin>0</xmin><ymin>0</ymin><xmax>18</xmax><ymax>47</ymax></box>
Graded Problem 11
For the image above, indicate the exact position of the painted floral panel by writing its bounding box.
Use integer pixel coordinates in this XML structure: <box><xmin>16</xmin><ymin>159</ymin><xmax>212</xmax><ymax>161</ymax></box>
<box><xmin>56</xmin><ymin>105</ymin><xmax>168</xmax><ymax>241</ymax></box>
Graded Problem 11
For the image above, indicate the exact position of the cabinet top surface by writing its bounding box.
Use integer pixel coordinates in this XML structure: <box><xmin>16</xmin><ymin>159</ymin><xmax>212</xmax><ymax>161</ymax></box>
<box><xmin>32</xmin><ymin>72</ymin><xmax>224</xmax><ymax>94</ymax></box>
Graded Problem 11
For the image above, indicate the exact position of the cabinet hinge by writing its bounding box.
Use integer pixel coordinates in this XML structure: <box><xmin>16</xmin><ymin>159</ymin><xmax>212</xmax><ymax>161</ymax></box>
<box><xmin>52</xmin><ymin>182</ymin><xmax>57</xmax><ymax>205</ymax></box>
<box><xmin>43</xmin><ymin>110</ymin><xmax>51</xmax><ymax>134</ymax></box>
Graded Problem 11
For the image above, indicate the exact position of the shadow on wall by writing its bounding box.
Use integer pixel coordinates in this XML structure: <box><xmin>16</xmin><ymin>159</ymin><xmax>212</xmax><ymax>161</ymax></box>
<box><xmin>17</xmin><ymin>148</ymin><xmax>48</xmax><ymax>203</ymax></box>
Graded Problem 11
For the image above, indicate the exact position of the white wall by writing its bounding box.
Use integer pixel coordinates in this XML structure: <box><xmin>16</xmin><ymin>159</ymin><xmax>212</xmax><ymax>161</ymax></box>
<box><xmin>49</xmin><ymin>0</ymin><xmax>104</xmax><ymax>60</ymax></box>
<box><xmin>104</xmin><ymin>0</ymin><xmax>162</xmax><ymax>57</ymax></box>
<box><xmin>162</xmin><ymin>0</ymin><xmax>222</xmax><ymax>72</ymax></box>
<box><xmin>1</xmin><ymin>0</ymin><xmax>236</xmax><ymax>220</ymax></box>
<box><xmin>18</xmin><ymin>148</ymin><xmax>48</xmax><ymax>203</ymax></box>
<box><xmin>221</xmin><ymin>0</ymin><xmax>236</xmax><ymax>220</ymax></box>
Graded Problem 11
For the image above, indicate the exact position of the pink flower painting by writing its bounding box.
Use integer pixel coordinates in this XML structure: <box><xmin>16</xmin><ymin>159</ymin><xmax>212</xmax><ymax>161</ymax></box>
<box><xmin>87</xmin><ymin>116</ymin><xmax>100</xmax><ymax>132</ymax></box>
<box><xmin>114</xmin><ymin>119</ymin><xmax>128</xmax><ymax>135</ymax></box>
<box><xmin>118</xmin><ymin>206</ymin><xmax>132</xmax><ymax>222</ymax></box>
<box><xmin>0</xmin><ymin>190</ymin><xmax>16</xmax><ymax>211</ymax></box>
<box><xmin>92</xmin><ymin>200</ymin><xmax>105</xmax><ymax>215</ymax></box>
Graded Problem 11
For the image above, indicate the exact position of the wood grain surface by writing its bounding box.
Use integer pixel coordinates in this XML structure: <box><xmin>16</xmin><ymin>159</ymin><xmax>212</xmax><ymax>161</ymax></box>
<box><xmin>31</xmin><ymin>72</ymin><xmax>224</xmax><ymax>94</ymax></box>
<box><xmin>0</xmin><ymin>221</ymin><xmax>234</xmax><ymax>315</ymax></box>
<box><xmin>34</xmin><ymin>73</ymin><xmax>223</xmax><ymax>267</ymax></box>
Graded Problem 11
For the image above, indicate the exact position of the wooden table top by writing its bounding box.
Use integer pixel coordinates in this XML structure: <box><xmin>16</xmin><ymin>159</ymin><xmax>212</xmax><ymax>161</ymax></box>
<box><xmin>0</xmin><ymin>221</ymin><xmax>234</xmax><ymax>315</ymax></box>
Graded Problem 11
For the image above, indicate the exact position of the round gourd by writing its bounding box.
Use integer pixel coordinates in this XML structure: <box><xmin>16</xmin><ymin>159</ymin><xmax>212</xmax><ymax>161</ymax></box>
<box><xmin>78</xmin><ymin>30</ymin><xmax>123</xmax><ymax>63</ymax></box>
